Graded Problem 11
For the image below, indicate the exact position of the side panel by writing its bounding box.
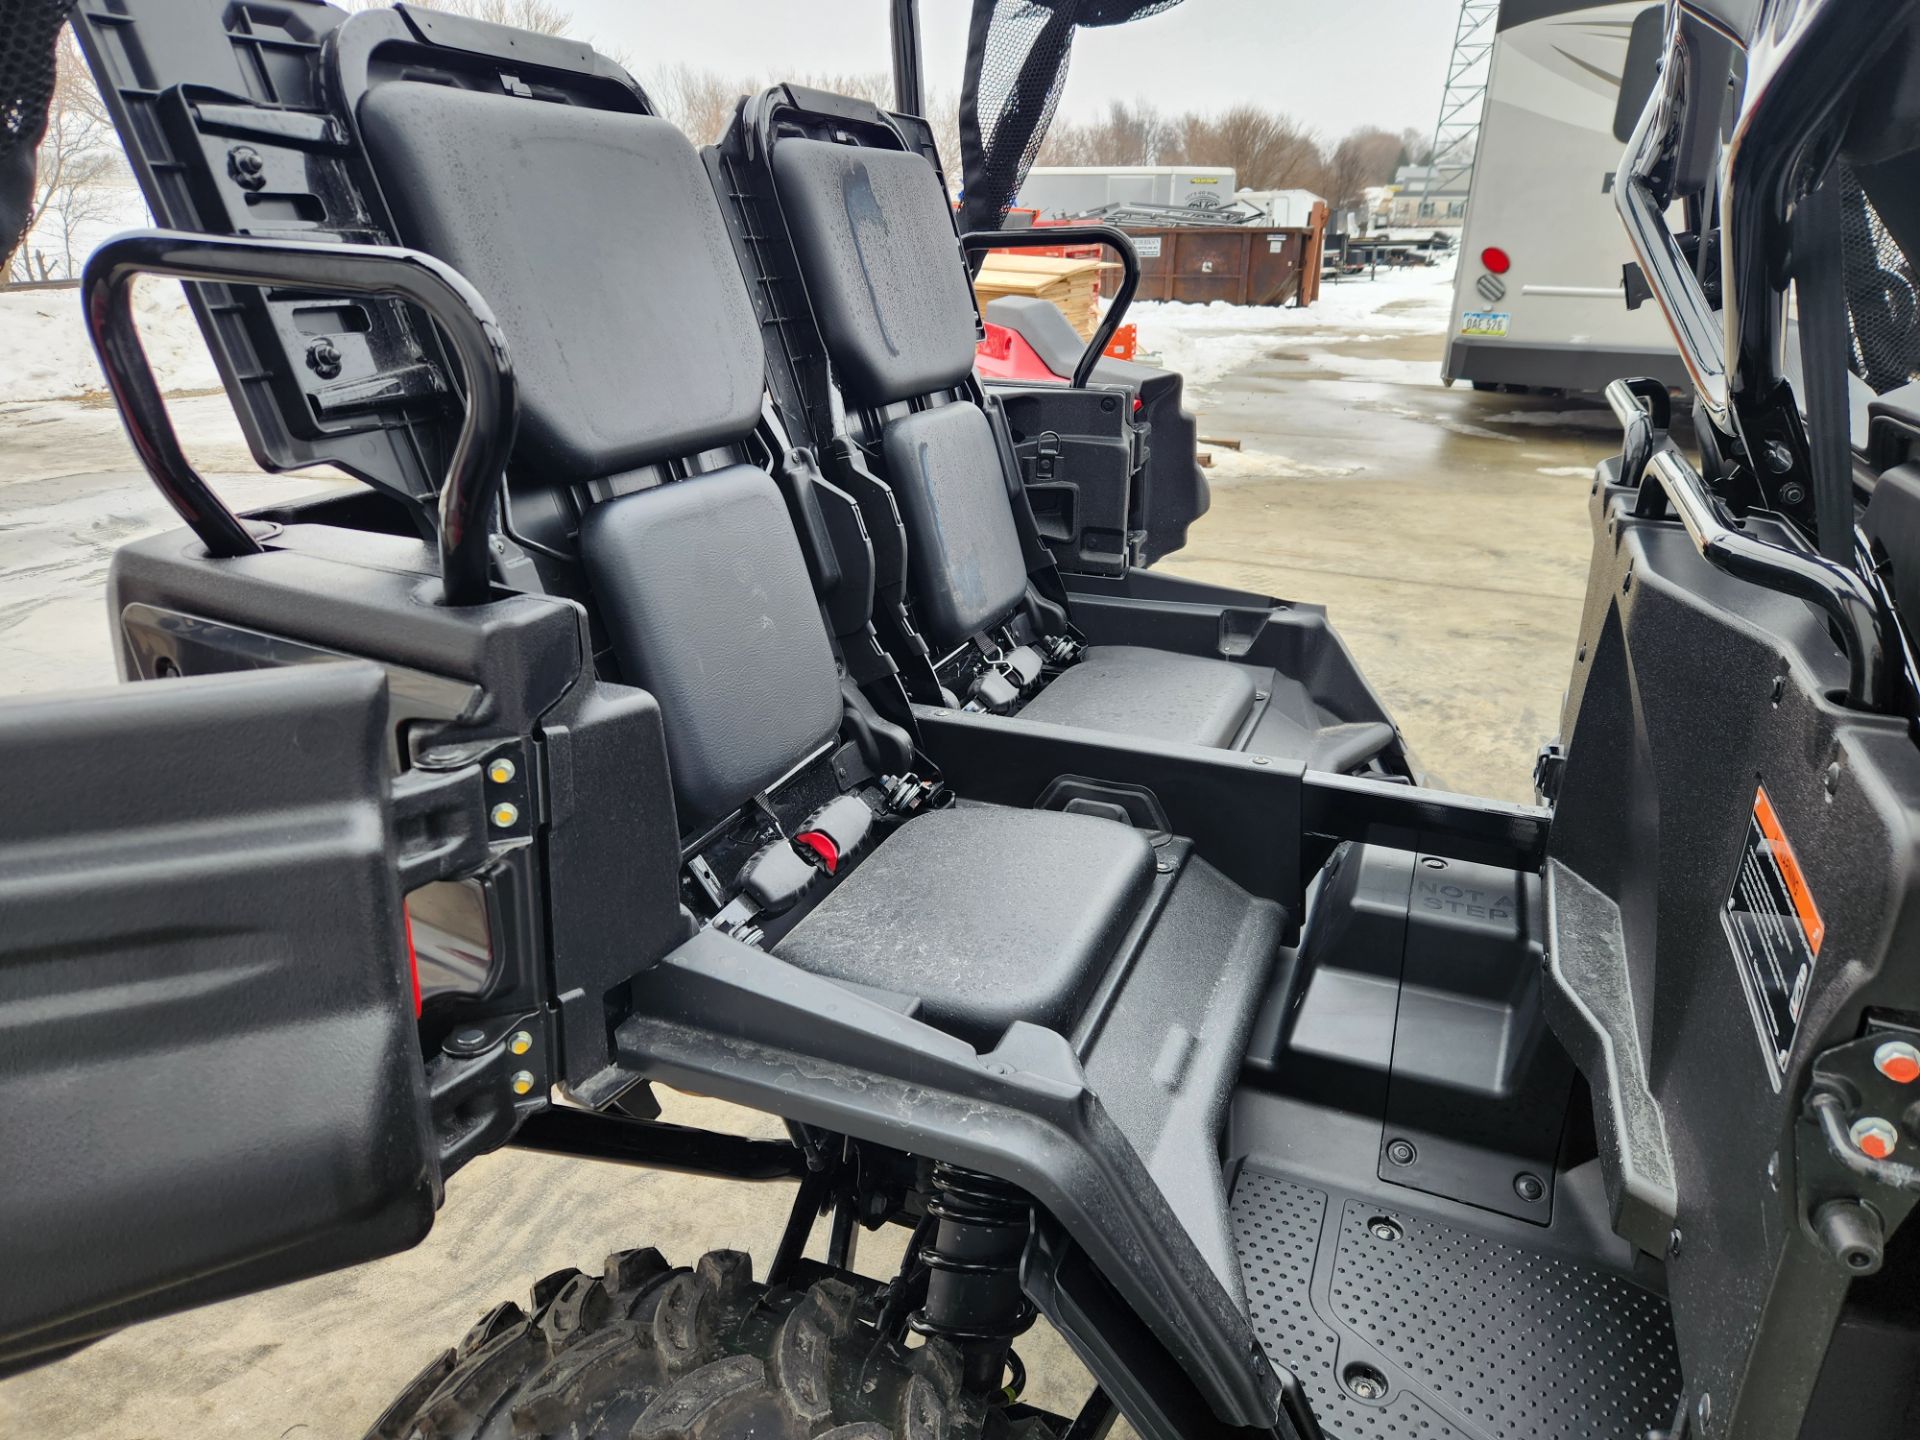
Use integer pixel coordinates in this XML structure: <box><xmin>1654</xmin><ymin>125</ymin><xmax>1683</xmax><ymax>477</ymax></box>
<box><xmin>0</xmin><ymin>664</ymin><xmax>436</xmax><ymax>1367</ymax></box>
<box><xmin>1547</xmin><ymin>480</ymin><xmax>1920</xmax><ymax>1437</ymax></box>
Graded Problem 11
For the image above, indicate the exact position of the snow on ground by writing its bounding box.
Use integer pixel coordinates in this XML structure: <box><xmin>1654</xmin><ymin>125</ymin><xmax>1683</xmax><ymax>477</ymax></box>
<box><xmin>0</xmin><ymin>278</ymin><xmax>217</xmax><ymax>403</ymax></box>
<box><xmin>1126</xmin><ymin>256</ymin><xmax>1457</xmax><ymax>397</ymax></box>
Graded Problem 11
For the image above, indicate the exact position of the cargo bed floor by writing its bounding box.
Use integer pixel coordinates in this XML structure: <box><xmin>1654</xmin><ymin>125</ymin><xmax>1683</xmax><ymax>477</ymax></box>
<box><xmin>1230</xmin><ymin>1167</ymin><xmax>1682</xmax><ymax>1439</ymax></box>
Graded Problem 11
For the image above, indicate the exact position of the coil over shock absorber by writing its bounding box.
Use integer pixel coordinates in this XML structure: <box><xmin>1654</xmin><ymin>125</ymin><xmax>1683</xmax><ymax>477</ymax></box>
<box><xmin>909</xmin><ymin>1162</ymin><xmax>1037</xmax><ymax>1395</ymax></box>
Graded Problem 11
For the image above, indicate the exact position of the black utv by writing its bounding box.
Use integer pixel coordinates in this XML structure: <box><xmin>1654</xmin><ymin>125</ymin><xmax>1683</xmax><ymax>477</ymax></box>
<box><xmin>4</xmin><ymin>1</ymin><xmax>1920</xmax><ymax>1438</ymax></box>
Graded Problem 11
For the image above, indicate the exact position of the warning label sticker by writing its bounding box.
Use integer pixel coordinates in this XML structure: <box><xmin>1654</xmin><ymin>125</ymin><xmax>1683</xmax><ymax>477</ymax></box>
<box><xmin>1722</xmin><ymin>786</ymin><xmax>1825</xmax><ymax>1089</ymax></box>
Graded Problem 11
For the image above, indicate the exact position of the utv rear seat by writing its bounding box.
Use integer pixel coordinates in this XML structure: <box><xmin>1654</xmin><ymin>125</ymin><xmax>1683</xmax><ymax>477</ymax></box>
<box><xmin>357</xmin><ymin>79</ymin><xmax>1169</xmax><ymax>1046</ymax></box>
<box><xmin>765</xmin><ymin>132</ymin><xmax>1395</xmax><ymax>771</ymax></box>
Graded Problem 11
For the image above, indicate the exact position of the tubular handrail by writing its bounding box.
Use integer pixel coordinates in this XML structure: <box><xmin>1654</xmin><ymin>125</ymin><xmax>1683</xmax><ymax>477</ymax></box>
<box><xmin>82</xmin><ymin>229</ymin><xmax>517</xmax><ymax>607</ymax></box>
<box><xmin>1604</xmin><ymin>376</ymin><xmax>1674</xmax><ymax>497</ymax></box>
<box><xmin>1642</xmin><ymin>449</ymin><xmax>1889</xmax><ymax>711</ymax></box>
<box><xmin>960</xmin><ymin>224</ymin><xmax>1141</xmax><ymax>389</ymax></box>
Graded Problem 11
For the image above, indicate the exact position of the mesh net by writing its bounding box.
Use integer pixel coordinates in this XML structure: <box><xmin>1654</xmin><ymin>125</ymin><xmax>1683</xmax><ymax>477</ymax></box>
<box><xmin>2</xmin><ymin>0</ymin><xmax>77</xmax><ymax>258</ymax></box>
<box><xmin>1839</xmin><ymin>162</ymin><xmax>1920</xmax><ymax>394</ymax></box>
<box><xmin>958</xmin><ymin>0</ymin><xmax>1185</xmax><ymax>233</ymax></box>
<box><xmin>2</xmin><ymin>0</ymin><xmax>73</xmax><ymax>161</ymax></box>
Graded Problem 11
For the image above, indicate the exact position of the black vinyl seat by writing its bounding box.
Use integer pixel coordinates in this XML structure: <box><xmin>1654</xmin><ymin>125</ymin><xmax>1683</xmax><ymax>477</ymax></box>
<box><xmin>769</xmin><ymin>135</ymin><xmax>1393</xmax><ymax>767</ymax></box>
<box><xmin>357</xmin><ymin>78</ymin><xmax>1155</xmax><ymax>1045</ymax></box>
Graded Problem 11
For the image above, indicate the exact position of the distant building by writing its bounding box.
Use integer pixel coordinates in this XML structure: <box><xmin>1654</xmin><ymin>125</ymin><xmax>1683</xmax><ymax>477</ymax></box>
<box><xmin>1378</xmin><ymin>163</ymin><xmax>1470</xmax><ymax>228</ymax></box>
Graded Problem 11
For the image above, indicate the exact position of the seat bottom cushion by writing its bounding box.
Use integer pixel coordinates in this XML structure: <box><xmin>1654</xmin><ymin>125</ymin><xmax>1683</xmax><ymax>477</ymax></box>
<box><xmin>775</xmin><ymin>804</ymin><xmax>1154</xmax><ymax>1046</ymax></box>
<box><xmin>1018</xmin><ymin>645</ymin><xmax>1260</xmax><ymax>750</ymax></box>
<box><xmin>1018</xmin><ymin>645</ymin><xmax>1394</xmax><ymax>770</ymax></box>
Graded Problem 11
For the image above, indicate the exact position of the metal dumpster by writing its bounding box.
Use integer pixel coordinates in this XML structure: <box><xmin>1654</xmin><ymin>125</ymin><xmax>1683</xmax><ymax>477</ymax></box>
<box><xmin>1124</xmin><ymin>224</ymin><xmax>1323</xmax><ymax>307</ymax></box>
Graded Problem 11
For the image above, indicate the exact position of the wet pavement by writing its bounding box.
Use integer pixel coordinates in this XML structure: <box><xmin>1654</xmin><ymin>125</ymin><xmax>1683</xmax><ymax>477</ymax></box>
<box><xmin>0</xmin><ymin>392</ymin><xmax>349</xmax><ymax>696</ymax></box>
<box><xmin>1161</xmin><ymin>323</ymin><xmax>1618</xmax><ymax>801</ymax></box>
<box><xmin>0</xmin><ymin>319</ymin><xmax>1622</xmax><ymax>1437</ymax></box>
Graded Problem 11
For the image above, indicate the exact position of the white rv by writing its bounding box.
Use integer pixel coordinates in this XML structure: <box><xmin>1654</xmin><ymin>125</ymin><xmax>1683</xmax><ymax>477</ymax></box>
<box><xmin>1444</xmin><ymin>0</ymin><xmax>1686</xmax><ymax>394</ymax></box>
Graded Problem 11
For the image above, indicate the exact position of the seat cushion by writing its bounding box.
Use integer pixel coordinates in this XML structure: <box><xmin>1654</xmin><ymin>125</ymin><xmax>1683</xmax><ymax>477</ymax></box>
<box><xmin>881</xmin><ymin>402</ymin><xmax>1032</xmax><ymax>648</ymax></box>
<box><xmin>777</xmin><ymin>805</ymin><xmax>1154</xmax><ymax>1046</ymax></box>
<box><xmin>771</xmin><ymin>137</ymin><xmax>980</xmax><ymax>408</ymax></box>
<box><xmin>580</xmin><ymin>466</ymin><xmax>844</xmax><ymax>832</ymax></box>
<box><xmin>1019</xmin><ymin>646</ymin><xmax>1260</xmax><ymax>750</ymax></box>
<box><xmin>360</xmin><ymin>82</ymin><xmax>764</xmax><ymax>481</ymax></box>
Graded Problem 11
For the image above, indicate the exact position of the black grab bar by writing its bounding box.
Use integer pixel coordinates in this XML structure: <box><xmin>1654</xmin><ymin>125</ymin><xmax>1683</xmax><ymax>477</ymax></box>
<box><xmin>82</xmin><ymin>230</ymin><xmax>517</xmax><ymax>607</ymax></box>
<box><xmin>1639</xmin><ymin>448</ymin><xmax>1890</xmax><ymax>711</ymax></box>
<box><xmin>960</xmin><ymin>224</ymin><xmax>1141</xmax><ymax>390</ymax></box>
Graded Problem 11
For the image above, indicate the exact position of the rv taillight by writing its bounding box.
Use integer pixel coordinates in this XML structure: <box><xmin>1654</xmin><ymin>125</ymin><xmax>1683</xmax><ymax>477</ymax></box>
<box><xmin>1482</xmin><ymin>247</ymin><xmax>1512</xmax><ymax>274</ymax></box>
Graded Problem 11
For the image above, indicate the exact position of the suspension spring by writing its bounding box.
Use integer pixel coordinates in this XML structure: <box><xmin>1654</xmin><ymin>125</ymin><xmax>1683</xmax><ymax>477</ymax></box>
<box><xmin>908</xmin><ymin>1162</ymin><xmax>1036</xmax><ymax>1394</ymax></box>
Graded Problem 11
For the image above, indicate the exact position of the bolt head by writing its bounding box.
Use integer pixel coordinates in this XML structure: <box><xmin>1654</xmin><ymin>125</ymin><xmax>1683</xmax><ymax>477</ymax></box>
<box><xmin>1513</xmin><ymin>1172</ymin><xmax>1545</xmax><ymax>1203</ymax></box>
<box><xmin>509</xmin><ymin>1030</ymin><xmax>533</xmax><ymax>1056</ymax></box>
<box><xmin>305</xmin><ymin>337</ymin><xmax>343</xmax><ymax>379</ymax></box>
<box><xmin>490</xmin><ymin>802</ymin><xmax>520</xmax><ymax>828</ymax></box>
<box><xmin>1386</xmin><ymin>1138</ymin><xmax>1417</xmax><ymax>1166</ymax></box>
<box><xmin>488</xmin><ymin>757</ymin><xmax>517</xmax><ymax>785</ymax></box>
<box><xmin>510</xmin><ymin>1070</ymin><xmax>536</xmax><ymax>1096</ymax></box>
<box><xmin>227</xmin><ymin>144</ymin><xmax>267</xmax><ymax>189</ymax></box>
<box><xmin>1851</xmin><ymin>1116</ymin><xmax>1900</xmax><ymax>1161</ymax></box>
<box><xmin>1874</xmin><ymin>1040</ymin><xmax>1920</xmax><ymax>1085</ymax></box>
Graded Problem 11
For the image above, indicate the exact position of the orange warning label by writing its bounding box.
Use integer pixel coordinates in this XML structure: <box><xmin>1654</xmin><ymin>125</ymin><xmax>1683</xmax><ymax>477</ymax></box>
<box><xmin>1724</xmin><ymin>785</ymin><xmax>1826</xmax><ymax>1088</ymax></box>
<box><xmin>1752</xmin><ymin>787</ymin><xmax>1825</xmax><ymax>955</ymax></box>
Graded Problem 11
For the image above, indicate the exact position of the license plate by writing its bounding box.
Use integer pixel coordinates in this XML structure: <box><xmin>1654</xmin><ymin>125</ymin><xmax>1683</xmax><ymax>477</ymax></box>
<box><xmin>1461</xmin><ymin>310</ymin><xmax>1511</xmax><ymax>337</ymax></box>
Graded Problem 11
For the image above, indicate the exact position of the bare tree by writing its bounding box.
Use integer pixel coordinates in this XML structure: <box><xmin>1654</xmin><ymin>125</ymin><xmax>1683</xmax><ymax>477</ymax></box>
<box><xmin>1164</xmin><ymin>105</ymin><xmax>1323</xmax><ymax>191</ymax></box>
<box><xmin>3</xmin><ymin>31</ymin><xmax>125</xmax><ymax>285</ymax></box>
<box><xmin>1398</xmin><ymin>126</ymin><xmax>1435</xmax><ymax>168</ymax></box>
<box><xmin>1037</xmin><ymin>98</ymin><xmax>1165</xmax><ymax>168</ymax></box>
<box><xmin>1321</xmin><ymin>126</ymin><xmax>1405</xmax><ymax>213</ymax></box>
<box><xmin>649</xmin><ymin>64</ymin><xmax>748</xmax><ymax>145</ymax></box>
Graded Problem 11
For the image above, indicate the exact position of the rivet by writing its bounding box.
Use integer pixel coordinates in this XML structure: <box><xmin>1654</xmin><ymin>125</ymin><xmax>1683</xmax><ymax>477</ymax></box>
<box><xmin>1513</xmin><ymin>1172</ymin><xmax>1545</xmax><ymax>1203</ymax></box>
<box><xmin>1254</xmin><ymin>690</ymin><xmax>1270</xmax><ymax>702</ymax></box>
<box><xmin>1251</xmin><ymin>754</ymin><xmax>1270</xmax><ymax>765</ymax></box>
<box><xmin>510</xmin><ymin>1070</ymin><xmax>536</xmax><ymax>1096</ymax></box>
<box><xmin>1386</xmin><ymin>1138</ymin><xmax>1417</xmax><ymax>1166</ymax></box>
<box><xmin>1874</xmin><ymin>1040</ymin><xmax>1920</xmax><ymax>1084</ymax></box>
<box><xmin>491</xmin><ymin>802</ymin><xmax>520</xmax><ymax>828</ymax></box>
<box><xmin>488</xmin><ymin>757</ymin><xmax>517</xmax><ymax>785</ymax></box>
<box><xmin>1668</xmin><ymin>1227</ymin><xmax>1684</xmax><ymax>1258</ymax></box>
<box><xmin>509</xmin><ymin>1030</ymin><xmax>533</xmax><ymax>1056</ymax></box>
<box><xmin>1156</xmin><ymin>860</ymin><xmax>1173</xmax><ymax>874</ymax></box>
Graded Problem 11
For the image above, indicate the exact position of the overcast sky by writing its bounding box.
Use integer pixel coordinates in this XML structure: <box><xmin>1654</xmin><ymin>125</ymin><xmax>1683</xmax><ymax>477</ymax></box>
<box><xmin>566</xmin><ymin>1</ymin><xmax>1461</xmax><ymax>143</ymax></box>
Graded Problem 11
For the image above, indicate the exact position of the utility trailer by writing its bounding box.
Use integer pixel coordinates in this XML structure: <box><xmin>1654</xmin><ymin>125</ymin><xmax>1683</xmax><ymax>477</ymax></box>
<box><xmin>2</xmin><ymin>2</ymin><xmax>1918</xmax><ymax>1439</ymax></box>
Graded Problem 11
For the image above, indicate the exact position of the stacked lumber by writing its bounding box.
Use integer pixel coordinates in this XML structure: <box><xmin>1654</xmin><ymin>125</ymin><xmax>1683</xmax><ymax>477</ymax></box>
<box><xmin>971</xmin><ymin>253</ymin><xmax>1115</xmax><ymax>340</ymax></box>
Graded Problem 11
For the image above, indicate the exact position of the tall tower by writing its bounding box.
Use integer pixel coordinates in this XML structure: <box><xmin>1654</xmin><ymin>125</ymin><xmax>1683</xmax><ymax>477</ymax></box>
<box><xmin>1418</xmin><ymin>0</ymin><xmax>1500</xmax><ymax>220</ymax></box>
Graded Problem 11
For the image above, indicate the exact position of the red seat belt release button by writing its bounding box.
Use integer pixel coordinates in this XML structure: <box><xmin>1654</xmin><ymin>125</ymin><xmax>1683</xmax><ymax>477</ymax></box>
<box><xmin>793</xmin><ymin>830</ymin><xmax>840</xmax><ymax>875</ymax></box>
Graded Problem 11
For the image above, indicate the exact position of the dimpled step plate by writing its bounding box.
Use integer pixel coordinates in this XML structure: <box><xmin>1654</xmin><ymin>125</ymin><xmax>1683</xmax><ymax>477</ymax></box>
<box><xmin>1230</xmin><ymin>1168</ymin><xmax>1682</xmax><ymax>1440</ymax></box>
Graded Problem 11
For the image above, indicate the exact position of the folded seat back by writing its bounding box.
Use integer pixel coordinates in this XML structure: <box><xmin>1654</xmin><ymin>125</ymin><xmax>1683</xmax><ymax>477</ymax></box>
<box><xmin>359</xmin><ymin>75</ymin><xmax>845</xmax><ymax>835</ymax></box>
<box><xmin>771</xmin><ymin>135</ymin><xmax>1043</xmax><ymax>655</ymax></box>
